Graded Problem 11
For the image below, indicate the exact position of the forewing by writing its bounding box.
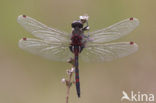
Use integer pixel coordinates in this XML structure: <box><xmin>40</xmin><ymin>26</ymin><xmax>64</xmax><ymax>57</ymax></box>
<box><xmin>19</xmin><ymin>38</ymin><xmax>73</xmax><ymax>62</ymax></box>
<box><xmin>80</xmin><ymin>42</ymin><xmax>138</xmax><ymax>62</ymax></box>
<box><xmin>88</xmin><ymin>18</ymin><xmax>139</xmax><ymax>43</ymax></box>
<box><xmin>17</xmin><ymin>15</ymin><xmax>70</xmax><ymax>44</ymax></box>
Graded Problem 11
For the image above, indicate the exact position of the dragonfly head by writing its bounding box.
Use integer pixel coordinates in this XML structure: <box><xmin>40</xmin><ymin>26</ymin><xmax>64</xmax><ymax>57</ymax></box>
<box><xmin>71</xmin><ymin>21</ymin><xmax>83</xmax><ymax>29</ymax></box>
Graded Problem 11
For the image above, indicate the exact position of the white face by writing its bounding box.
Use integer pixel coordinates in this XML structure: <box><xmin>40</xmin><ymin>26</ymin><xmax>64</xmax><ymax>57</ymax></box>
<box><xmin>79</xmin><ymin>15</ymin><xmax>89</xmax><ymax>21</ymax></box>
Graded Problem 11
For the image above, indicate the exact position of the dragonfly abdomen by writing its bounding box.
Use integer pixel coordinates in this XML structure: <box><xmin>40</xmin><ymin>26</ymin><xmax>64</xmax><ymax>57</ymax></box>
<box><xmin>75</xmin><ymin>55</ymin><xmax>80</xmax><ymax>98</ymax></box>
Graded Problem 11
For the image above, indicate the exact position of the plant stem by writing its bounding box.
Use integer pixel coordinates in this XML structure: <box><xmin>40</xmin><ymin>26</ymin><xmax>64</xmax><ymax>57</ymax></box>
<box><xmin>66</xmin><ymin>69</ymin><xmax>73</xmax><ymax>103</ymax></box>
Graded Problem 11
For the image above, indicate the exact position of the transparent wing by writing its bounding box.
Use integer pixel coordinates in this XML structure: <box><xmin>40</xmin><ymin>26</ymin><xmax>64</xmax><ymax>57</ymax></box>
<box><xmin>17</xmin><ymin>15</ymin><xmax>70</xmax><ymax>44</ymax></box>
<box><xmin>19</xmin><ymin>38</ymin><xmax>73</xmax><ymax>62</ymax></box>
<box><xmin>80</xmin><ymin>42</ymin><xmax>138</xmax><ymax>62</ymax></box>
<box><xmin>88</xmin><ymin>18</ymin><xmax>139</xmax><ymax>43</ymax></box>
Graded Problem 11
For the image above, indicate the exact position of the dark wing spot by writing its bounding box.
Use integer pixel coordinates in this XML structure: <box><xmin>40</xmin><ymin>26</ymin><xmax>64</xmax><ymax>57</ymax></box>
<box><xmin>23</xmin><ymin>37</ymin><xmax>27</xmax><ymax>41</ymax></box>
<box><xmin>23</xmin><ymin>15</ymin><xmax>27</xmax><ymax>18</ymax></box>
<box><xmin>130</xmin><ymin>41</ymin><xmax>134</xmax><ymax>45</ymax></box>
<box><xmin>130</xmin><ymin>17</ymin><xmax>133</xmax><ymax>21</ymax></box>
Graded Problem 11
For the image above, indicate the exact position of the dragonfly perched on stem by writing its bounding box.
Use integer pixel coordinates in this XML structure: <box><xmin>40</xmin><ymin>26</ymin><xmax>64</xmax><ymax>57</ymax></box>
<box><xmin>17</xmin><ymin>14</ymin><xmax>139</xmax><ymax>98</ymax></box>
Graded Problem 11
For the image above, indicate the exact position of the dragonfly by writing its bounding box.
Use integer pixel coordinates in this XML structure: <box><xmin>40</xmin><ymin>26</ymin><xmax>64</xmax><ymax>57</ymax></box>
<box><xmin>17</xmin><ymin>14</ymin><xmax>139</xmax><ymax>98</ymax></box>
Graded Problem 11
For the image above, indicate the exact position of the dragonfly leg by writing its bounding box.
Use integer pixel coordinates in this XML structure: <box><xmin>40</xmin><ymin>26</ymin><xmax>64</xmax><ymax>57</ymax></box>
<box><xmin>69</xmin><ymin>45</ymin><xmax>74</xmax><ymax>53</ymax></box>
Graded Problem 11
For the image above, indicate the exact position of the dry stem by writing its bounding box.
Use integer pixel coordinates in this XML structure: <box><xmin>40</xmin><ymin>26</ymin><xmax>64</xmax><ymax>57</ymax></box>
<box><xmin>66</xmin><ymin>71</ymin><xmax>73</xmax><ymax>103</ymax></box>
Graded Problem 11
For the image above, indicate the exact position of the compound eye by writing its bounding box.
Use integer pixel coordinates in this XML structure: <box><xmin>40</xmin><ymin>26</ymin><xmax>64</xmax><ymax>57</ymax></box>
<box><xmin>71</xmin><ymin>22</ymin><xmax>83</xmax><ymax>28</ymax></box>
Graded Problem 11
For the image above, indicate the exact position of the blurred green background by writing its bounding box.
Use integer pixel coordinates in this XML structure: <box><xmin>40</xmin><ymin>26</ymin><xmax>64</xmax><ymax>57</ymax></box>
<box><xmin>0</xmin><ymin>0</ymin><xmax>156</xmax><ymax>103</ymax></box>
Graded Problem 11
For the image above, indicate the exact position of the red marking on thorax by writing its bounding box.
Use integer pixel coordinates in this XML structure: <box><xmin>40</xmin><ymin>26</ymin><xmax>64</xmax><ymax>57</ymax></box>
<box><xmin>71</xmin><ymin>34</ymin><xmax>82</xmax><ymax>46</ymax></box>
<box><xmin>23</xmin><ymin>37</ymin><xmax>27</xmax><ymax>41</ymax></box>
<box><xmin>130</xmin><ymin>17</ymin><xmax>133</xmax><ymax>21</ymax></box>
<box><xmin>130</xmin><ymin>41</ymin><xmax>134</xmax><ymax>45</ymax></box>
